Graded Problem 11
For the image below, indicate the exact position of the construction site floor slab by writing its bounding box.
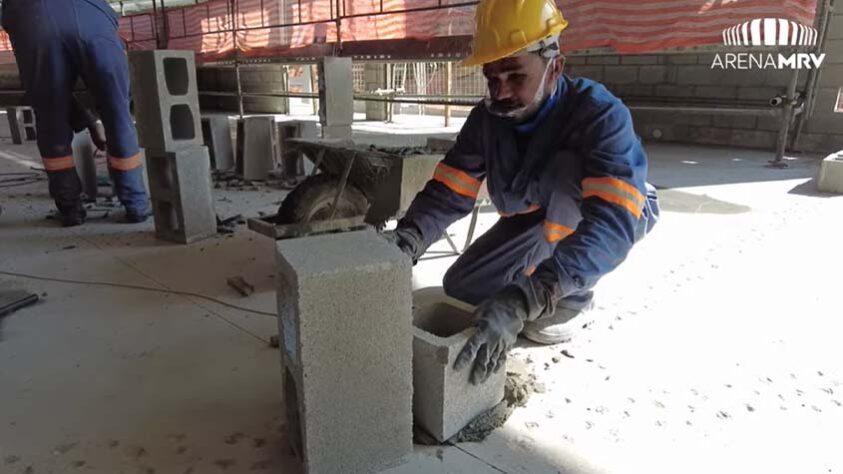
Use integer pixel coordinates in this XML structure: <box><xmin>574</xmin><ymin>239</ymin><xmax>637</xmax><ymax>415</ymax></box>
<box><xmin>1</xmin><ymin>115</ymin><xmax>842</xmax><ymax>474</ymax></box>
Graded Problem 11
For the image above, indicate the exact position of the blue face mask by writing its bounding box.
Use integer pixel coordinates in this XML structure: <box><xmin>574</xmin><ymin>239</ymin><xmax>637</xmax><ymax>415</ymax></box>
<box><xmin>485</xmin><ymin>58</ymin><xmax>555</xmax><ymax>122</ymax></box>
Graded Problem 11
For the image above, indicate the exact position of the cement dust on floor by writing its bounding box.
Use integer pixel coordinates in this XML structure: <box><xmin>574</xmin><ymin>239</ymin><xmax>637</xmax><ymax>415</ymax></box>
<box><xmin>2</xmin><ymin>125</ymin><xmax>843</xmax><ymax>474</ymax></box>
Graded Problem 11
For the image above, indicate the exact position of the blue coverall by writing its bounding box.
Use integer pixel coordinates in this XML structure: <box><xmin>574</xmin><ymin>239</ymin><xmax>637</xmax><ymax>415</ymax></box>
<box><xmin>2</xmin><ymin>0</ymin><xmax>148</xmax><ymax>216</ymax></box>
<box><xmin>399</xmin><ymin>75</ymin><xmax>660</xmax><ymax>310</ymax></box>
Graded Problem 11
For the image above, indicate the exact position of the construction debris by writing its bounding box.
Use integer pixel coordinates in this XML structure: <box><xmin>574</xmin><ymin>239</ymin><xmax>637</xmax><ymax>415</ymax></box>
<box><xmin>226</xmin><ymin>277</ymin><xmax>255</xmax><ymax>297</ymax></box>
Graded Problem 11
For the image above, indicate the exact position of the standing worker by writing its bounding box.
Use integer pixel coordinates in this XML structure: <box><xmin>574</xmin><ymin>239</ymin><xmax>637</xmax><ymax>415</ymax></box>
<box><xmin>1</xmin><ymin>0</ymin><xmax>149</xmax><ymax>226</ymax></box>
<box><xmin>388</xmin><ymin>0</ymin><xmax>660</xmax><ymax>384</ymax></box>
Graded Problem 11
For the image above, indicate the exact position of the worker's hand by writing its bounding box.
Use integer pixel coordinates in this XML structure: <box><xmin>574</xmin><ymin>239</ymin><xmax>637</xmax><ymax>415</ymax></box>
<box><xmin>383</xmin><ymin>225</ymin><xmax>424</xmax><ymax>264</ymax></box>
<box><xmin>454</xmin><ymin>286</ymin><xmax>528</xmax><ymax>385</ymax></box>
<box><xmin>88</xmin><ymin>121</ymin><xmax>107</xmax><ymax>151</ymax></box>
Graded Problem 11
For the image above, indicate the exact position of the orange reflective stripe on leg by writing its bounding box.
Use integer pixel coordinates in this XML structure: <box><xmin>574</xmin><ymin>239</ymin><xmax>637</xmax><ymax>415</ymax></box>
<box><xmin>42</xmin><ymin>155</ymin><xmax>75</xmax><ymax>171</ymax></box>
<box><xmin>582</xmin><ymin>177</ymin><xmax>645</xmax><ymax>219</ymax></box>
<box><xmin>108</xmin><ymin>153</ymin><xmax>142</xmax><ymax>171</ymax></box>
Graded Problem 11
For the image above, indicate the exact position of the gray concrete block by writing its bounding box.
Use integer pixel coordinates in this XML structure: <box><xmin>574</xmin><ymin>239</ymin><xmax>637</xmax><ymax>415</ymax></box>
<box><xmin>715</xmin><ymin>115</ymin><xmax>758</xmax><ymax>130</ymax></box>
<box><xmin>318</xmin><ymin>57</ymin><xmax>354</xmax><ymax>127</ymax></box>
<box><xmin>146</xmin><ymin>146</ymin><xmax>217</xmax><ymax>244</ymax></box>
<box><xmin>129</xmin><ymin>50</ymin><xmax>203</xmax><ymax>152</ymax></box>
<box><xmin>412</xmin><ymin>296</ymin><xmax>505</xmax><ymax>442</ymax></box>
<box><xmin>805</xmin><ymin>113</ymin><xmax>843</xmax><ymax>135</ymax></box>
<box><xmin>737</xmin><ymin>86</ymin><xmax>784</xmax><ymax>102</ymax></box>
<box><xmin>829</xmin><ymin>14</ymin><xmax>843</xmax><ymax>40</ymax></box>
<box><xmin>6</xmin><ymin>107</ymin><xmax>36</xmax><ymax>144</ymax></box>
<box><xmin>653</xmin><ymin>85</ymin><xmax>695</xmax><ymax>98</ymax></box>
<box><xmin>609</xmin><ymin>84</ymin><xmax>655</xmax><ymax>98</ymax></box>
<box><xmin>564</xmin><ymin>56</ymin><xmax>587</xmax><ymax>66</ymax></box>
<box><xmin>818</xmin><ymin>151</ymin><xmax>843</xmax><ymax>193</ymax></box>
<box><xmin>201</xmin><ymin>116</ymin><xmax>234</xmax><ymax>171</ymax></box>
<box><xmin>665</xmin><ymin>54</ymin><xmax>701</xmax><ymax>65</ymax></box>
<box><xmin>620</xmin><ymin>55</ymin><xmax>660</xmax><ymax>65</ymax></box>
<box><xmin>586</xmin><ymin>56</ymin><xmax>620</xmax><ymax>65</ymax></box>
<box><xmin>567</xmin><ymin>66</ymin><xmax>603</xmax><ymax>81</ymax></box>
<box><xmin>826</xmin><ymin>39</ymin><xmax>843</xmax><ymax>63</ymax></box>
<box><xmin>729</xmin><ymin>129</ymin><xmax>778</xmax><ymax>149</ymax></box>
<box><xmin>818</xmin><ymin>65</ymin><xmax>843</xmax><ymax>88</ymax></box>
<box><xmin>602</xmin><ymin>66</ymin><xmax>639</xmax><ymax>85</ymax></box>
<box><xmin>638</xmin><ymin>66</ymin><xmax>674</xmax><ymax>84</ymax></box>
<box><xmin>236</xmin><ymin>116</ymin><xmax>277</xmax><ymax>181</ymax></box>
<box><xmin>676</xmin><ymin>66</ymin><xmax>724</xmax><ymax>85</ymax></box>
<box><xmin>276</xmin><ymin>230</ymin><xmax>413</xmax><ymax>474</ymax></box>
<box><xmin>694</xmin><ymin>86</ymin><xmax>738</xmax><ymax>99</ymax></box>
<box><xmin>796</xmin><ymin>133</ymin><xmax>843</xmax><ymax>154</ymax></box>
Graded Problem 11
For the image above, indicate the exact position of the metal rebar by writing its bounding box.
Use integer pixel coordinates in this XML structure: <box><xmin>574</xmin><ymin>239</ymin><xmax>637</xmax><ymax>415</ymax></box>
<box><xmin>328</xmin><ymin>152</ymin><xmax>356</xmax><ymax>220</ymax></box>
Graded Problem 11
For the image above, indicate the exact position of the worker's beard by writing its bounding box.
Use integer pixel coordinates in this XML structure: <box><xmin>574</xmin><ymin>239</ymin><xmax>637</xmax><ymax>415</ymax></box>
<box><xmin>485</xmin><ymin>59</ymin><xmax>555</xmax><ymax>122</ymax></box>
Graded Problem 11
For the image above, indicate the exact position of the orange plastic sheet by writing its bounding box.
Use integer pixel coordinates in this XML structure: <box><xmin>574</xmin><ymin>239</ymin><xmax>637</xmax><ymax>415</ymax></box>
<box><xmin>0</xmin><ymin>0</ymin><xmax>818</xmax><ymax>64</ymax></box>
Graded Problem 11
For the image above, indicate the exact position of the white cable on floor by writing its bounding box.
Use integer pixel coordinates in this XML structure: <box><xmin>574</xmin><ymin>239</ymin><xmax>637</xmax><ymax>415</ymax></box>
<box><xmin>0</xmin><ymin>269</ymin><xmax>277</xmax><ymax>317</ymax></box>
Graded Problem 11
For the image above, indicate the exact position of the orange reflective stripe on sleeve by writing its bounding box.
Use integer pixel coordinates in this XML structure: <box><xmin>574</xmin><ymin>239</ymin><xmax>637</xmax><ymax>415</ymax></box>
<box><xmin>582</xmin><ymin>177</ymin><xmax>645</xmax><ymax>219</ymax></box>
<box><xmin>42</xmin><ymin>155</ymin><xmax>75</xmax><ymax>171</ymax></box>
<box><xmin>544</xmin><ymin>221</ymin><xmax>575</xmax><ymax>243</ymax></box>
<box><xmin>108</xmin><ymin>153</ymin><xmax>142</xmax><ymax>171</ymax></box>
<box><xmin>433</xmin><ymin>162</ymin><xmax>482</xmax><ymax>199</ymax></box>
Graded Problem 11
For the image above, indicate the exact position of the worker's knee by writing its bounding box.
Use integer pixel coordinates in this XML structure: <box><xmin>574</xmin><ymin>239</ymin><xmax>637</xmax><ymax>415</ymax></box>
<box><xmin>442</xmin><ymin>266</ymin><xmax>479</xmax><ymax>306</ymax></box>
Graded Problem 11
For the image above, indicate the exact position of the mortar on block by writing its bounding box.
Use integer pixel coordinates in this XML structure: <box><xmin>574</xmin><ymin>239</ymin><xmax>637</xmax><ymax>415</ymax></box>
<box><xmin>412</xmin><ymin>291</ymin><xmax>506</xmax><ymax>443</ymax></box>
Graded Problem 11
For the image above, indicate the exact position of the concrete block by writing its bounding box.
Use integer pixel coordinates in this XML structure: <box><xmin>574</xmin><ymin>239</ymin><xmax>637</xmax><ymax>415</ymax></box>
<box><xmin>609</xmin><ymin>84</ymin><xmax>655</xmax><ymax>98</ymax></box>
<box><xmin>276</xmin><ymin>120</ymin><xmax>318</xmax><ymax>181</ymax></box>
<box><xmin>730</xmin><ymin>129</ymin><xmax>777</xmax><ymax>149</ymax></box>
<box><xmin>694</xmin><ymin>86</ymin><xmax>738</xmax><ymax>99</ymax></box>
<box><xmin>318</xmin><ymin>57</ymin><xmax>354</xmax><ymax>127</ymax></box>
<box><xmin>129</xmin><ymin>50</ymin><xmax>203</xmax><ymax>152</ymax></box>
<box><xmin>236</xmin><ymin>116</ymin><xmax>277</xmax><ymax>181</ymax></box>
<box><xmin>817</xmin><ymin>151</ymin><xmax>843</xmax><ymax>193</ymax></box>
<box><xmin>666</xmin><ymin>54</ymin><xmax>701</xmax><ymax>65</ymax></box>
<box><xmin>805</xmin><ymin>113</ymin><xmax>843</xmax><ymax>135</ymax></box>
<box><xmin>654</xmin><ymin>85</ymin><xmax>695</xmax><ymax>98</ymax></box>
<box><xmin>602</xmin><ymin>66</ymin><xmax>639</xmax><ymax>85</ymax></box>
<box><xmin>638</xmin><ymin>66</ymin><xmax>674</xmax><ymax>84</ymax></box>
<box><xmin>677</xmin><ymin>66</ymin><xmax>724</xmax><ymax>85</ymax></box>
<box><xmin>798</xmin><ymin>133</ymin><xmax>843</xmax><ymax>154</ymax></box>
<box><xmin>146</xmin><ymin>146</ymin><xmax>217</xmax><ymax>244</ymax></box>
<box><xmin>6</xmin><ymin>107</ymin><xmax>36</xmax><ymax>144</ymax></box>
<box><xmin>276</xmin><ymin>230</ymin><xmax>413</xmax><ymax>474</ymax></box>
<box><xmin>201</xmin><ymin>116</ymin><xmax>234</xmax><ymax>171</ymax></box>
<box><xmin>818</xmin><ymin>65</ymin><xmax>843</xmax><ymax>88</ymax></box>
<box><xmin>715</xmin><ymin>115</ymin><xmax>758</xmax><ymax>130</ymax></box>
<box><xmin>620</xmin><ymin>55</ymin><xmax>660</xmax><ymax>65</ymax></box>
<box><xmin>412</xmin><ymin>295</ymin><xmax>505</xmax><ymax>442</ymax></box>
<box><xmin>761</xmin><ymin>70</ymin><xmax>801</xmax><ymax>87</ymax></box>
<box><xmin>829</xmin><ymin>14</ymin><xmax>843</xmax><ymax>40</ymax></box>
<box><xmin>737</xmin><ymin>86</ymin><xmax>784</xmax><ymax>102</ymax></box>
<box><xmin>586</xmin><ymin>56</ymin><xmax>620</xmax><ymax>65</ymax></box>
<box><xmin>567</xmin><ymin>66</ymin><xmax>603</xmax><ymax>81</ymax></box>
<box><xmin>825</xmin><ymin>39</ymin><xmax>843</xmax><ymax>64</ymax></box>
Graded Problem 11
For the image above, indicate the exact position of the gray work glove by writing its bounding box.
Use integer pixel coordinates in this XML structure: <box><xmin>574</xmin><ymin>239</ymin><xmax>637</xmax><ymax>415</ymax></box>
<box><xmin>454</xmin><ymin>285</ymin><xmax>528</xmax><ymax>385</ymax></box>
<box><xmin>383</xmin><ymin>225</ymin><xmax>424</xmax><ymax>264</ymax></box>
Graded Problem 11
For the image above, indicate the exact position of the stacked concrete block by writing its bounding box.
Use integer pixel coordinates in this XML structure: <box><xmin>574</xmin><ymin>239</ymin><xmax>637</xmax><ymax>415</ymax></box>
<box><xmin>6</xmin><ymin>106</ymin><xmax>37</xmax><ymax>144</ymax></box>
<box><xmin>818</xmin><ymin>151</ymin><xmax>843</xmax><ymax>194</ymax></box>
<box><xmin>129</xmin><ymin>49</ymin><xmax>216</xmax><ymax>244</ymax></box>
<box><xmin>412</xmin><ymin>293</ymin><xmax>505</xmax><ymax>442</ymax></box>
<box><xmin>129</xmin><ymin>50</ymin><xmax>203</xmax><ymax>151</ymax></box>
<box><xmin>201</xmin><ymin>116</ymin><xmax>234</xmax><ymax>171</ymax></box>
<box><xmin>276</xmin><ymin>120</ymin><xmax>318</xmax><ymax>181</ymax></box>
<box><xmin>364</xmin><ymin>63</ymin><xmax>388</xmax><ymax>121</ymax></box>
<box><xmin>236</xmin><ymin>116</ymin><xmax>278</xmax><ymax>181</ymax></box>
<box><xmin>318</xmin><ymin>57</ymin><xmax>354</xmax><ymax>139</ymax></box>
<box><xmin>146</xmin><ymin>146</ymin><xmax>217</xmax><ymax>243</ymax></box>
<box><xmin>276</xmin><ymin>230</ymin><xmax>413</xmax><ymax>473</ymax></box>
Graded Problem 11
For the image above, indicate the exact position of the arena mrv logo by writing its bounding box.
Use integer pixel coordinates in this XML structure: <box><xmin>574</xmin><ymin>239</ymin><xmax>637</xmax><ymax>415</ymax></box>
<box><xmin>711</xmin><ymin>18</ymin><xmax>826</xmax><ymax>70</ymax></box>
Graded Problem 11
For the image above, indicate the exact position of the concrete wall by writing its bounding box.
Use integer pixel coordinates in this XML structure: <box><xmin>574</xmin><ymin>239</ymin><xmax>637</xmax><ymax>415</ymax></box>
<box><xmin>564</xmin><ymin>7</ymin><xmax>843</xmax><ymax>154</ymax></box>
<box><xmin>197</xmin><ymin>65</ymin><xmax>290</xmax><ymax>114</ymax></box>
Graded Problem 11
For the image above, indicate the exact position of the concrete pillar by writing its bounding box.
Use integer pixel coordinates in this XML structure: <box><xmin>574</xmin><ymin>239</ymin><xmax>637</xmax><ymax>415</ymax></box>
<box><xmin>317</xmin><ymin>57</ymin><xmax>354</xmax><ymax>139</ymax></box>
<box><xmin>276</xmin><ymin>230</ymin><xmax>413</xmax><ymax>473</ymax></box>
<box><xmin>236</xmin><ymin>117</ymin><xmax>278</xmax><ymax>181</ymax></box>
<box><xmin>364</xmin><ymin>63</ymin><xmax>388</xmax><ymax>121</ymax></box>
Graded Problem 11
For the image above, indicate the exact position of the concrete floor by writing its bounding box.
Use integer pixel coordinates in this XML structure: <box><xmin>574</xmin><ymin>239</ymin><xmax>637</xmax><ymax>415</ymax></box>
<box><xmin>1</xmin><ymin>115</ymin><xmax>842</xmax><ymax>474</ymax></box>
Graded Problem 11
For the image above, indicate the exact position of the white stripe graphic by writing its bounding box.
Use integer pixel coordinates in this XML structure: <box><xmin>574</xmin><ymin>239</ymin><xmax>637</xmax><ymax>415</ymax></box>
<box><xmin>722</xmin><ymin>18</ymin><xmax>817</xmax><ymax>46</ymax></box>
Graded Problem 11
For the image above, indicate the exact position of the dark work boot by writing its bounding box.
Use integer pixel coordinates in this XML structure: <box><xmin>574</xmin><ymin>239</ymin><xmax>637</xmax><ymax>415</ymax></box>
<box><xmin>124</xmin><ymin>209</ymin><xmax>149</xmax><ymax>224</ymax></box>
<box><xmin>59</xmin><ymin>201</ymin><xmax>87</xmax><ymax>227</ymax></box>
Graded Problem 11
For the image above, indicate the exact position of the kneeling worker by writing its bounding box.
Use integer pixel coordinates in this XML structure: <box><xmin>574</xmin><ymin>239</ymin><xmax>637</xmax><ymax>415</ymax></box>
<box><xmin>388</xmin><ymin>0</ymin><xmax>660</xmax><ymax>384</ymax></box>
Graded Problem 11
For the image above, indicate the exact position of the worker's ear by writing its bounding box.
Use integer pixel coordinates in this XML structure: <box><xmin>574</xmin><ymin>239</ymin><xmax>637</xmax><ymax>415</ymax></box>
<box><xmin>548</xmin><ymin>56</ymin><xmax>565</xmax><ymax>83</ymax></box>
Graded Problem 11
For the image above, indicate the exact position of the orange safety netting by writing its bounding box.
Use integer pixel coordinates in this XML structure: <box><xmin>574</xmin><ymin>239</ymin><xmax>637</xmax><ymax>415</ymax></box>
<box><xmin>0</xmin><ymin>0</ymin><xmax>818</xmax><ymax>65</ymax></box>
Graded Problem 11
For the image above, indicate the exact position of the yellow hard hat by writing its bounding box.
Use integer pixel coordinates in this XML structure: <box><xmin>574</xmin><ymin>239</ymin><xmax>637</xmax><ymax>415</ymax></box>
<box><xmin>463</xmin><ymin>0</ymin><xmax>568</xmax><ymax>66</ymax></box>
